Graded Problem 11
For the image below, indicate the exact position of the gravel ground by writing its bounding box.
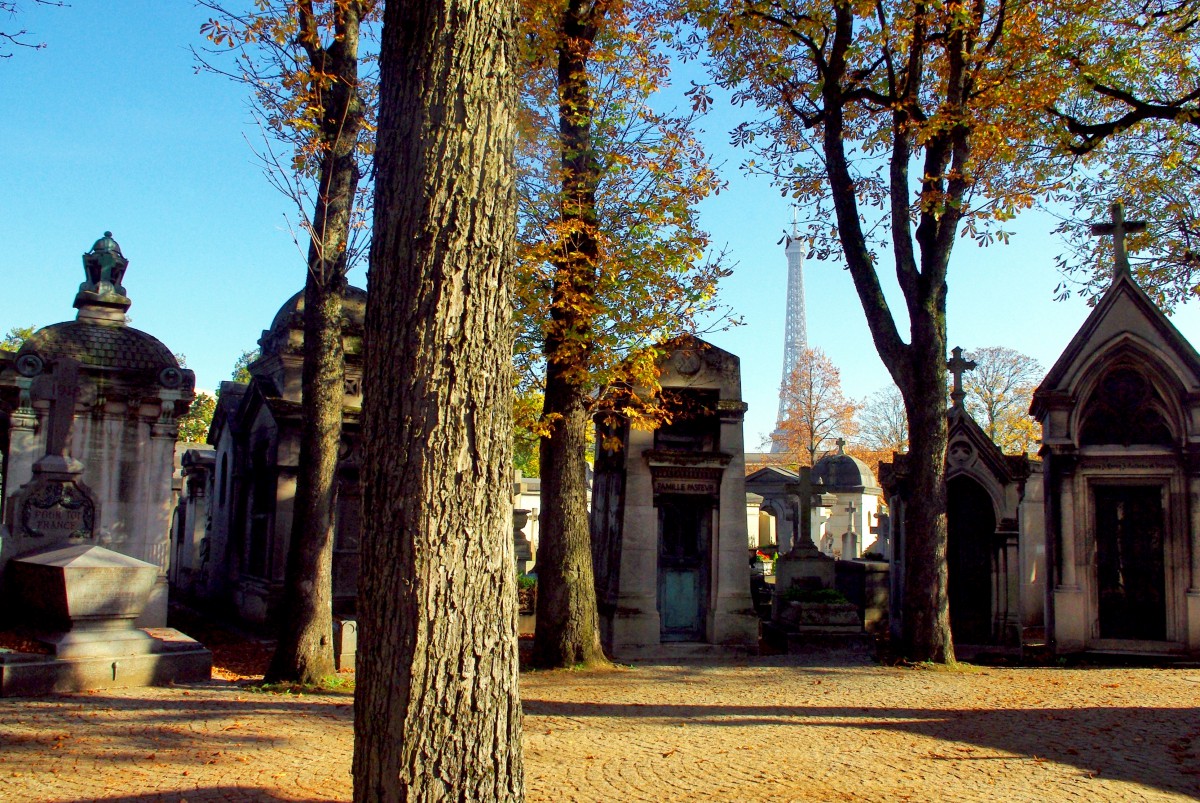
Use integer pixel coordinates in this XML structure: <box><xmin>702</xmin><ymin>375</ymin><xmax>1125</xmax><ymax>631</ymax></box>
<box><xmin>0</xmin><ymin>656</ymin><xmax>1197</xmax><ymax>802</ymax></box>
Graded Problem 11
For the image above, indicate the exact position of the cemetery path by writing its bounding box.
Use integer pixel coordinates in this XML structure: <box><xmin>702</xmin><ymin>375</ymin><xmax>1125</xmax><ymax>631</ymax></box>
<box><xmin>0</xmin><ymin>658</ymin><xmax>1197</xmax><ymax>802</ymax></box>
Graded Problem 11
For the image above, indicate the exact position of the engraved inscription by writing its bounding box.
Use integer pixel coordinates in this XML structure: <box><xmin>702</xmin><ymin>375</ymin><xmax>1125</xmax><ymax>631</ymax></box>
<box><xmin>20</xmin><ymin>481</ymin><xmax>96</xmax><ymax>541</ymax></box>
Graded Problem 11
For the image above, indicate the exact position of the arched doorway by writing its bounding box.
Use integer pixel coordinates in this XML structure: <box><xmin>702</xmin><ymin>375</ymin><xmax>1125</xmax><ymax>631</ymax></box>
<box><xmin>947</xmin><ymin>475</ymin><xmax>996</xmax><ymax>644</ymax></box>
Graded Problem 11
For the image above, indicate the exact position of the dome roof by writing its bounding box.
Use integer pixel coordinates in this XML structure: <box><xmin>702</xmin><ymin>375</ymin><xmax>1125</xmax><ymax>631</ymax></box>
<box><xmin>812</xmin><ymin>450</ymin><xmax>879</xmax><ymax>491</ymax></box>
<box><xmin>19</xmin><ymin>321</ymin><xmax>180</xmax><ymax>372</ymax></box>
<box><xmin>262</xmin><ymin>285</ymin><xmax>367</xmax><ymax>355</ymax></box>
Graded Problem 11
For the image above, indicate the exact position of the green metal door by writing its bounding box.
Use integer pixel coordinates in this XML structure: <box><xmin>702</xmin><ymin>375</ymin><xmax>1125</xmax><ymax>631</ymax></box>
<box><xmin>658</xmin><ymin>496</ymin><xmax>711</xmax><ymax>641</ymax></box>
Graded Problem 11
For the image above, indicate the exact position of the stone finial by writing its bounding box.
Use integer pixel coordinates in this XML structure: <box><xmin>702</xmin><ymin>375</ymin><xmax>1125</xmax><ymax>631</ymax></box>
<box><xmin>76</xmin><ymin>231</ymin><xmax>131</xmax><ymax>323</ymax></box>
<box><xmin>835</xmin><ymin>437</ymin><xmax>846</xmax><ymax>455</ymax></box>
<box><xmin>947</xmin><ymin>346</ymin><xmax>976</xmax><ymax>408</ymax></box>
<box><xmin>1090</xmin><ymin>202</ymin><xmax>1147</xmax><ymax>281</ymax></box>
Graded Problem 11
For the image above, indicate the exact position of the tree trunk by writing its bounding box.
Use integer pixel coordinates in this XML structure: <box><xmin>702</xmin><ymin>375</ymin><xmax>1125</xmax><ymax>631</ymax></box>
<box><xmin>813</xmin><ymin>0</ymin><xmax>959</xmax><ymax>662</ymax></box>
<box><xmin>266</xmin><ymin>1</ymin><xmax>364</xmax><ymax>685</ymax></box>
<box><xmin>528</xmin><ymin>0</ymin><xmax>611</xmax><ymax>670</ymax></box>
<box><xmin>899</xmin><ymin>326</ymin><xmax>954</xmax><ymax>664</ymax></box>
<box><xmin>532</xmin><ymin>368</ymin><xmax>606</xmax><ymax>667</ymax></box>
<box><xmin>352</xmin><ymin>0</ymin><xmax>523</xmax><ymax>799</ymax></box>
<box><xmin>266</xmin><ymin>273</ymin><xmax>345</xmax><ymax>683</ymax></box>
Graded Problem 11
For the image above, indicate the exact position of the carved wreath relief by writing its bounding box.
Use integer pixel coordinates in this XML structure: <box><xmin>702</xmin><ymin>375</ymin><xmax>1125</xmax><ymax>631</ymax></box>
<box><xmin>20</xmin><ymin>481</ymin><xmax>96</xmax><ymax>541</ymax></box>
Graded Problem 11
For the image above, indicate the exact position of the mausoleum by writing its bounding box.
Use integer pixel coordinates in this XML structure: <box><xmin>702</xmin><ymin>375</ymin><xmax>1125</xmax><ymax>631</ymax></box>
<box><xmin>177</xmin><ymin>286</ymin><xmax>365</xmax><ymax>628</ymax></box>
<box><xmin>590</xmin><ymin>337</ymin><xmax>758</xmax><ymax>656</ymax></box>
<box><xmin>0</xmin><ymin>233</ymin><xmax>195</xmax><ymax>626</ymax></box>
<box><xmin>1032</xmin><ymin>206</ymin><xmax>1200</xmax><ymax>656</ymax></box>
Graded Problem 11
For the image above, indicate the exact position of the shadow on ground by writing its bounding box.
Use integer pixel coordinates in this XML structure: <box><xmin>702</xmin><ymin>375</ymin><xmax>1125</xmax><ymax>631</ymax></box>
<box><xmin>522</xmin><ymin>697</ymin><xmax>1200</xmax><ymax>798</ymax></box>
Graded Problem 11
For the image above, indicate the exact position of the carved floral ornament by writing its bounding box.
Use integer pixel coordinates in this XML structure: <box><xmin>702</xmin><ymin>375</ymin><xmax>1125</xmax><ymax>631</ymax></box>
<box><xmin>947</xmin><ymin>440</ymin><xmax>975</xmax><ymax>468</ymax></box>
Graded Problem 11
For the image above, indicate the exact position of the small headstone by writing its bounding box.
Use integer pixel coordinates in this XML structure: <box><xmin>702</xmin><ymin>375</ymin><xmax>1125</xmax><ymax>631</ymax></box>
<box><xmin>513</xmin><ymin>509</ymin><xmax>534</xmax><ymax>575</ymax></box>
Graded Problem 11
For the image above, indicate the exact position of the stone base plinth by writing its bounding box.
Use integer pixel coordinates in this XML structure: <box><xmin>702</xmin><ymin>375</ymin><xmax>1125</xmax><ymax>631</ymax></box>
<box><xmin>761</xmin><ymin>621</ymin><xmax>875</xmax><ymax>661</ymax></box>
<box><xmin>0</xmin><ymin>628</ymin><xmax>211</xmax><ymax>697</ymax></box>
<box><xmin>1052</xmin><ymin>585</ymin><xmax>1087</xmax><ymax>653</ymax></box>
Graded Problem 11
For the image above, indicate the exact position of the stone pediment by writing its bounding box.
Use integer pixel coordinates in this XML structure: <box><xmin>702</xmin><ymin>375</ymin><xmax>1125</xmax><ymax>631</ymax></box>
<box><xmin>946</xmin><ymin>406</ymin><xmax>1030</xmax><ymax>484</ymax></box>
<box><xmin>1033</xmin><ymin>272</ymin><xmax>1200</xmax><ymax>412</ymax></box>
<box><xmin>745</xmin><ymin>465</ymin><xmax>800</xmax><ymax>493</ymax></box>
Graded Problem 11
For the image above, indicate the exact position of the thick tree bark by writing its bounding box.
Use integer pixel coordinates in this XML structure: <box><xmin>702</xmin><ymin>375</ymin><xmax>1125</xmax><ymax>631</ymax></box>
<box><xmin>267</xmin><ymin>1</ymin><xmax>364</xmax><ymax>685</ymax></box>
<box><xmin>899</xmin><ymin>331</ymin><xmax>954</xmax><ymax>663</ymax></box>
<box><xmin>533</xmin><ymin>370</ymin><xmax>606</xmax><ymax>667</ymax></box>
<box><xmin>530</xmin><ymin>0</ymin><xmax>611</xmax><ymax>670</ymax></box>
<box><xmin>352</xmin><ymin>0</ymin><xmax>523</xmax><ymax>799</ymax></box>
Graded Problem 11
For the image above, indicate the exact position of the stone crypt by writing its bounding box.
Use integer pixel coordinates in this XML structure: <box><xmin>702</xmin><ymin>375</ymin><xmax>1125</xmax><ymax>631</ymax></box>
<box><xmin>0</xmin><ymin>233</ymin><xmax>211</xmax><ymax>694</ymax></box>
<box><xmin>590</xmin><ymin>338</ymin><xmax>758</xmax><ymax>657</ymax></box>
<box><xmin>1033</xmin><ymin>205</ymin><xmax>1200</xmax><ymax>656</ymax></box>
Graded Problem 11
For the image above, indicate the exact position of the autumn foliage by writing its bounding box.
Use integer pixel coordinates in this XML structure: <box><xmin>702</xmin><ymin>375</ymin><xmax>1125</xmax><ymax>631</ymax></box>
<box><xmin>773</xmin><ymin>346</ymin><xmax>860</xmax><ymax>466</ymax></box>
<box><xmin>515</xmin><ymin>0</ymin><xmax>731</xmax><ymax>668</ymax></box>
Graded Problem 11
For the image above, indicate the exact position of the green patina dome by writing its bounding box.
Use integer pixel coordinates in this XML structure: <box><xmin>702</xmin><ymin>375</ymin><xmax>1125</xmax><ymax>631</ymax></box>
<box><xmin>89</xmin><ymin>231</ymin><xmax>124</xmax><ymax>259</ymax></box>
<box><xmin>19</xmin><ymin>321</ymin><xmax>180</xmax><ymax>372</ymax></box>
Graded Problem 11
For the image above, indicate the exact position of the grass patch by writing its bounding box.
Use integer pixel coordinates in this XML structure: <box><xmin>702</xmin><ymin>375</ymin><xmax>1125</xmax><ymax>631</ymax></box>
<box><xmin>246</xmin><ymin>672</ymin><xmax>355</xmax><ymax>695</ymax></box>
<box><xmin>900</xmin><ymin>659</ymin><xmax>985</xmax><ymax>673</ymax></box>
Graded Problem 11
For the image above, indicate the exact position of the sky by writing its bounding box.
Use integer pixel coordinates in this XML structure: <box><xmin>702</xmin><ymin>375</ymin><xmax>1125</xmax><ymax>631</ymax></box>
<box><xmin>6</xmin><ymin>2</ymin><xmax>1200</xmax><ymax>449</ymax></box>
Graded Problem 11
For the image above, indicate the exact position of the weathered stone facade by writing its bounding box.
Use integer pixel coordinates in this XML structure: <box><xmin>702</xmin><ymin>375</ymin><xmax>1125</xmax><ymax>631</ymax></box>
<box><xmin>591</xmin><ymin>338</ymin><xmax>758</xmax><ymax>657</ymax></box>
<box><xmin>177</xmin><ymin>287</ymin><xmax>364</xmax><ymax>628</ymax></box>
<box><xmin>0</xmin><ymin>234</ymin><xmax>194</xmax><ymax>627</ymax></box>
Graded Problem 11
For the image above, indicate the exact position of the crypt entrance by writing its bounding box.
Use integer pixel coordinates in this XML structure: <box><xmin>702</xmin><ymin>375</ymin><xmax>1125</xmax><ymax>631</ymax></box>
<box><xmin>657</xmin><ymin>493</ymin><xmax>712</xmax><ymax>642</ymax></box>
<box><xmin>1093</xmin><ymin>484</ymin><xmax>1167</xmax><ymax>642</ymax></box>
<box><xmin>947</xmin><ymin>475</ymin><xmax>998</xmax><ymax>646</ymax></box>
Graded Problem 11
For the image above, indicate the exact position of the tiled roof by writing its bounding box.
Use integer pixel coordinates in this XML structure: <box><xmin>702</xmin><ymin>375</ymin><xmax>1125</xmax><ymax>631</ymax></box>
<box><xmin>21</xmin><ymin>322</ymin><xmax>179</xmax><ymax>371</ymax></box>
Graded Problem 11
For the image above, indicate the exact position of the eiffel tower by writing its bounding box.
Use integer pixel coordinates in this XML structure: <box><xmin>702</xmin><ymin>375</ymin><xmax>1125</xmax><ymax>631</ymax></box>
<box><xmin>771</xmin><ymin>209</ymin><xmax>808</xmax><ymax>453</ymax></box>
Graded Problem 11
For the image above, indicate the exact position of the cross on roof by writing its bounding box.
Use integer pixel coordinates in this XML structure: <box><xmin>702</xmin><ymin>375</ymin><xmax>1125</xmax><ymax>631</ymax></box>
<box><xmin>1089</xmin><ymin>201</ymin><xmax>1147</xmax><ymax>280</ymax></box>
<box><xmin>835</xmin><ymin>437</ymin><xmax>846</xmax><ymax>454</ymax></box>
<box><xmin>947</xmin><ymin>346</ymin><xmax>976</xmax><ymax>408</ymax></box>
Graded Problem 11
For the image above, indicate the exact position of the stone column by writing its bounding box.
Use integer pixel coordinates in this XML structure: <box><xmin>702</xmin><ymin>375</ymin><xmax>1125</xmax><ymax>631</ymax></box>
<box><xmin>1187</xmin><ymin>474</ymin><xmax>1200</xmax><ymax>651</ymax></box>
<box><xmin>1052</xmin><ymin>456</ymin><xmax>1085</xmax><ymax>651</ymax></box>
<box><xmin>1189</xmin><ymin>475</ymin><xmax>1200</xmax><ymax>592</ymax></box>
<box><xmin>1058</xmin><ymin>475</ymin><xmax>1078</xmax><ymax>589</ymax></box>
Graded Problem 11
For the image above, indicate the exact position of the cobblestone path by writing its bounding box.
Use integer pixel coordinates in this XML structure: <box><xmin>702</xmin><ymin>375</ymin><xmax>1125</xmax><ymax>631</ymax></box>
<box><xmin>1</xmin><ymin>658</ymin><xmax>1197</xmax><ymax>802</ymax></box>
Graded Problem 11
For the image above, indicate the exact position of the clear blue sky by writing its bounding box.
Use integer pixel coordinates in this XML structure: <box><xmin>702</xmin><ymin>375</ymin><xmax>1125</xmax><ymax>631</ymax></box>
<box><xmin>6</xmin><ymin>2</ymin><xmax>1200</xmax><ymax>448</ymax></box>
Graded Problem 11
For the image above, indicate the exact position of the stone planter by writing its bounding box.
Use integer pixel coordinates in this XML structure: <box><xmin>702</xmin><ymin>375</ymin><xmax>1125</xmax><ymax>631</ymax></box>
<box><xmin>779</xmin><ymin>601</ymin><xmax>861</xmax><ymax>630</ymax></box>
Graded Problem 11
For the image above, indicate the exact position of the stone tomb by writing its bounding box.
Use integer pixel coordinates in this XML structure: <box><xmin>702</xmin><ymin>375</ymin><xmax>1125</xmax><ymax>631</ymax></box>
<box><xmin>1033</xmin><ymin>205</ymin><xmax>1200</xmax><ymax>656</ymax></box>
<box><xmin>881</xmin><ymin>360</ymin><xmax>1039</xmax><ymax>653</ymax></box>
<box><xmin>590</xmin><ymin>338</ymin><xmax>758</xmax><ymax>657</ymax></box>
<box><xmin>0</xmin><ymin>234</ymin><xmax>210</xmax><ymax>695</ymax></box>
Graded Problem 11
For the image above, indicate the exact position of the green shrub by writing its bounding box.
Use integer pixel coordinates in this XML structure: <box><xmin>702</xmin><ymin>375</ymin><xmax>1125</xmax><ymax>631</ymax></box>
<box><xmin>782</xmin><ymin>586</ymin><xmax>849</xmax><ymax>604</ymax></box>
<box><xmin>517</xmin><ymin>573</ymin><xmax>537</xmax><ymax>591</ymax></box>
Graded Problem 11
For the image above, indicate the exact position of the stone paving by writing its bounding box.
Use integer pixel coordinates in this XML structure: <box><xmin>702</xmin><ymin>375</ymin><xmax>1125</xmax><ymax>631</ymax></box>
<box><xmin>0</xmin><ymin>657</ymin><xmax>1198</xmax><ymax>802</ymax></box>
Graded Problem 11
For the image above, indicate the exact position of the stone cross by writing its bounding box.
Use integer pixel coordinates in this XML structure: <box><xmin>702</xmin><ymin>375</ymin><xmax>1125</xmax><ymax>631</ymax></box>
<box><xmin>46</xmin><ymin>358</ymin><xmax>80</xmax><ymax>460</ymax></box>
<box><xmin>835</xmin><ymin>437</ymin><xmax>846</xmax><ymax>454</ymax></box>
<box><xmin>947</xmin><ymin>346</ymin><xmax>976</xmax><ymax>408</ymax></box>
<box><xmin>844</xmin><ymin>499</ymin><xmax>857</xmax><ymax>533</ymax></box>
<box><xmin>793</xmin><ymin>466</ymin><xmax>815</xmax><ymax>550</ymax></box>
<box><xmin>33</xmin><ymin>357</ymin><xmax>84</xmax><ymax>476</ymax></box>
<box><xmin>1090</xmin><ymin>201</ymin><xmax>1147</xmax><ymax>280</ymax></box>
